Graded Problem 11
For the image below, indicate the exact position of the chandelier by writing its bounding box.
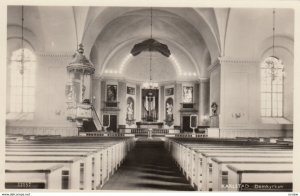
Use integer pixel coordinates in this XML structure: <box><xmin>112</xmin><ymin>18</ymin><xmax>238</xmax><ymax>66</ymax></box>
<box><xmin>264</xmin><ymin>8</ymin><xmax>285</xmax><ymax>81</ymax></box>
<box><xmin>18</xmin><ymin>6</ymin><xmax>25</xmax><ymax>75</ymax></box>
<box><xmin>142</xmin><ymin>7</ymin><xmax>159</xmax><ymax>89</ymax></box>
<box><xmin>130</xmin><ymin>8</ymin><xmax>172</xmax><ymax>89</ymax></box>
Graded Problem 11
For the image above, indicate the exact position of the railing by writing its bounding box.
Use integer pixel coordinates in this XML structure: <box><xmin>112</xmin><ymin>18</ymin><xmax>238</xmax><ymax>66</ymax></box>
<box><xmin>80</xmin><ymin>132</ymin><xmax>126</xmax><ymax>137</ymax></box>
<box><xmin>81</xmin><ymin>129</ymin><xmax>209</xmax><ymax>138</ymax></box>
<box><xmin>91</xmin><ymin>105</ymin><xmax>102</xmax><ymax>131</ymax></box>
<box><xmin>174</xmin><ymin>133</ymin><xmax>207</xmax><ymax>138</ymax></box>
<box><xmin>119</xmin><ymin>128</ymin><xmax>180</xmax><ymax>135</ymax></box>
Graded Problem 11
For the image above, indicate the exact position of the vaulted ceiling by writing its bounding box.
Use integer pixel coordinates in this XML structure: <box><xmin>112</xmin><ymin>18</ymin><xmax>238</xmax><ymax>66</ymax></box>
<box><xmin>7</xmin><ymin>6</ymin><xmax>294</xmax><ymax>82</ymax></box>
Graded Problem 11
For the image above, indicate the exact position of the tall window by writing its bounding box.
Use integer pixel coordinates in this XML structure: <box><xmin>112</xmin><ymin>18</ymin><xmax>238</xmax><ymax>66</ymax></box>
<box><xmin>260</xmin><ymin>56</ymin><xmax>284</xmax><ymax>117</ymax></box>
<box><xmin>9</xmin><ymin>48</ymin><xmax>36</xmax><ymax>116</ymax></box>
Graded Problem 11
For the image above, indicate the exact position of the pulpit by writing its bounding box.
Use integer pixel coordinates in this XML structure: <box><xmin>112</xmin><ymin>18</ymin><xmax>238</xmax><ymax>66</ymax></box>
<box><xmin>65</xmin><ymin>44</ymin><xmax>96</xmax><ymax>132</ymax></box>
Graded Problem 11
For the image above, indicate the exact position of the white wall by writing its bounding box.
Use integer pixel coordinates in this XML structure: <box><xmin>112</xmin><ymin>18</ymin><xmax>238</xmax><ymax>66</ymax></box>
<box><xmin>118</xmin><ymin>81</ymin><xmax>126</xmax><ymax>126</ymax></box>
<box><xmin>217</xmin><ymin>8</ymin><xmax>294</xmax><ymax>138</ymax></box>
<box><xmin>219</xmin><ymin>57</ymin><xmax>293</xmax><ymax>138</ymax></box>
<box><xmin>209</xmin><ymin>63</ymin><xmax>221</xmax><ymax>116</ymax></box>
<box><xmin>174</xmin><ymin>83</ymin><xmax>182</xmax><ymax>126</ymax></box>
<box><xmin>6</xmin><ymin>53</ymin><xmax>77</xmax><ymax>136</ymax></box>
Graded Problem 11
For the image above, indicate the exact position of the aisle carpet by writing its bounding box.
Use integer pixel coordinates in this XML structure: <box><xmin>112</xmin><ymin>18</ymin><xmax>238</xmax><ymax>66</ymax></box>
<box><xmin>101</xmin><ymin>138</ymin><xmax>195</xmax><ymax>191</ymax></box>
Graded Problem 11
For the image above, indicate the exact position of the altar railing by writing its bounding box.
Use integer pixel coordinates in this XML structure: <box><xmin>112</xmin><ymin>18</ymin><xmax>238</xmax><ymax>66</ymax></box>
<box><xmin>119</xmin><ymin>128</ymin><xmax>180</xmax><ymax>135</ymax></box>
<box><xmin>79</xmin><ymin>132</ymin><xmax>126</xmax><ymax>137</ymax></box>
<box><xmin>173</xmin><ymin>133</ymin><xmax>207</xmax><ymax>138</ymax></box>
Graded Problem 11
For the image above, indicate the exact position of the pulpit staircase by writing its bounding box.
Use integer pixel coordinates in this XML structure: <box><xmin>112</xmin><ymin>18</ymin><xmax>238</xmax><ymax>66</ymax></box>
<box><xmin>82</xmin><ymin>105</ymin><xmax>103</xmax><ymax>132</ymax></box>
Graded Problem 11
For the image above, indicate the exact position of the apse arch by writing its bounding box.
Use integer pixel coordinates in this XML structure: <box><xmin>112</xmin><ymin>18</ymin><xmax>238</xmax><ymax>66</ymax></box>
<box><xmin>82</xmin><ymin>7</ymin><xmax>220</xmax><ymax>62</ymax></box>
<box><xmin>90</xmin><ymin>16</ymin><xmax>206</xmax><ymax>78</ymax></box>
<box><xmin>92</xmin><ymin>37</ymin><xmax>201</xmax><ymax>80</ymax></box>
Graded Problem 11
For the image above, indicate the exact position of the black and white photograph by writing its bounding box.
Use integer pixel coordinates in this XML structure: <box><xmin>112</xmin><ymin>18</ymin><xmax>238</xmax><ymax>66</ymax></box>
<box><xmin>1</xmin><ymin>0</ymin><xmax>300</xmax><ymax>194</ymax></box>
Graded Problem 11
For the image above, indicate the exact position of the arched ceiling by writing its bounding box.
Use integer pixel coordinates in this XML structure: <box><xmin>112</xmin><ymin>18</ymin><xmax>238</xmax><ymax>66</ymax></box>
<box><xmin>7</xmin><ymin>6</ymin><xmax>294</xmax><ymax>82</ymax></box>
<box><xmin>88</xmin><ymin>8</ymin><xmax>220</xmax><ymax>81</ymax></box>
<box><xmin>82</xmin><ymin>7</ymin><xmax>221</xmax><ymax>59</ymax></box>
<box><xmin>99</xmin><ymin>39</ymin><xmax>199</xmax><ymax>82</ymax></box>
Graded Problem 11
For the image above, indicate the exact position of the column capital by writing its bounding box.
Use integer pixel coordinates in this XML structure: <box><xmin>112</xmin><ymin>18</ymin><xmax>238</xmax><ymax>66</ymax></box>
<box><xmin>198</xmin><ymin>78</ymin><xmax>209</xmax><ymax>83</ymax></box>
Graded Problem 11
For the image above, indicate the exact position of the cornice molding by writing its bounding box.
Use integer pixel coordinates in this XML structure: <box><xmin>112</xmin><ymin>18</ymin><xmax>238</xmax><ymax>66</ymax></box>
<box><xmin>95</xmin><ymin>75</ymin><xmax>200</xmax><ymax>86</ymax></box>
<box><xmin>93</xmin><ymin>74</ymin><xmax>199</xmax><ymax>86</ymax></box>
<box><xmin>208</xmin><ymin>57</ymin><xmax>260</xmax><ymax>73</ymax></box>
<box><xmin>36</xmin><ymin>52</ymin><xmax>73</xmax><ymax>58</ymax></box>
<box><xmin>219</xmin><ymin>56</ymin><xmax>260</xmax><ymax>64</ymax></box>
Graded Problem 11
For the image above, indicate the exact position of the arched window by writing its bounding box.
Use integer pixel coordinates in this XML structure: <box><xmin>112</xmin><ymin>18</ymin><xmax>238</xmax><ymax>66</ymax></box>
<box><xmin>260</xmin><ymin>56</ymin><xmax>284</xmax><ymax>117</ymax></box>
<box><xmin>9</xmin><ymin>48</ymin><xmax>36</xmax><ymax>117</ymax></box>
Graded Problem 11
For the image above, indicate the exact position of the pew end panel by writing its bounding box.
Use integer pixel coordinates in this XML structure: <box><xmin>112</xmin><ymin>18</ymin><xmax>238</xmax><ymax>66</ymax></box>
<box><xmin>226</xmin><ymin>164</ymin><xmax>293</xmax><ymax>192</ymax></box>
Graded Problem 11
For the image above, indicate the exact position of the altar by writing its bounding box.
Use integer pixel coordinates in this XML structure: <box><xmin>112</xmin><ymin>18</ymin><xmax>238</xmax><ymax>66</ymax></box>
<box><xmin>136</xmin><ymin>121</ymin><xmax>164</xmax><ymax>129</ymax></box>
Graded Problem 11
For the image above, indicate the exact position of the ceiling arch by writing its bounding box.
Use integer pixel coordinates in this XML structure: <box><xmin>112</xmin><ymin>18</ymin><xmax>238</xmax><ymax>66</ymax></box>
<box><xmin>92</xmin><ymin>37</ymin><xmax>200</xmax><ymax>80</ymax></box>
<box><xmin>82</xmin><ymin>7</ymin><xmax>221</xmax><ymax>62</ymax></box>
<box><xmin>88</xmin><ymin>8</ymin><xmax>218</xmax><ymax>81</ymax></box>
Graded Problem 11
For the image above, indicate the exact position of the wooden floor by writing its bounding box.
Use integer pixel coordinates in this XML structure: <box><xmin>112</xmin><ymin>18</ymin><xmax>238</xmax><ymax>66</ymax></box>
<box><xmin>101</xmin><ymin>138</ymin><xmax>195</xmax><ymax>191</ymax></box>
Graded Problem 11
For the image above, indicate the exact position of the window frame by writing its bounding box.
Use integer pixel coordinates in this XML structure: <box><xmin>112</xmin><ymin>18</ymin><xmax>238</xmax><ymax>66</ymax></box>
<box><xmin>7</xmin><ymin>48</ymin><xmax>36</xmax><ymax>120</ymax></box>
<box><xmin>260</xmin><ymin>56</ymin><xmax>284</xmax><ymax>118</ymax></box>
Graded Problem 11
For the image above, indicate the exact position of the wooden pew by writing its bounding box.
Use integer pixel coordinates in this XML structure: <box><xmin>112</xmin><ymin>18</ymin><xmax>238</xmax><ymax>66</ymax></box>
<box><xmin>6</xmin><ymin>140</ymin><xmax>127</xmax><ymax>170</ymax></box>
<box><xmin>5</xmin><ymin>137</ymin><xmax>135</xmax><ymax>190</ymax></box>
<box><xmin>6</xmin><ymin>156</ymin><xmax>84</xmax><ymax>189</ymax></box>
<box><xmin>211</xmin><ymin>157</ymin><xmax>293</xmax><ymax>191</ymax></box>
<box><xmin>5</xmin><ymin>138</ymin><xmax>134</xmax><ymax>189</ymax></box>
<box><xmin>186</xmin><ymin>146</ymin><xmax>291</xmax><ymax>181</ymax></box>
<box><xmin>180</xmin><ymin>145</ymin><xmax>291</xmax><ymax>183</ymax></box>
<box><xmin>6</xmin><ymin>151</ymin><xmax>96</xmax><ymax>190</ymax></box>
<box><xmin>165</xmin><ymin>138</ymin><xmax>292</xmax><ymax>191</ymax></box>
<box><xmin>5</xmin><ymin>162</ymin><xmax>65</xmax><ymax>189</ymax></box>
<box><xmin>6</xmin><ymin>143</ymin><xmax>120</xmax><ymax>182</ymax></box>
<box><xmin>170</xmin><ymin>141</ymin><xmax>291</xmax><ymax>188</ymax></box>
<box><xmin>195</xmin><ymin>150</ymin><xmax>292</xmax><ymax>191</ymax></box>
<box><xmin>6</xmin><ymin>145</ymin><xmax>115</xmax><ymax>189</ymax></box>
<box><xmin>226</xmin><ymin>163</ymin><xmax>293</xmax><ymax>191</ymax></box>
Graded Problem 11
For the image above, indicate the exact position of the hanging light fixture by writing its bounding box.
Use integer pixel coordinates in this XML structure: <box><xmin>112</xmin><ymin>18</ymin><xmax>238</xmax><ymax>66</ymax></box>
<box><xmin>130</xmin><ymin>7</ymin><xmax>170</xmax><ymax>57</ymax></box>
<box><xmin>141</xmin><ymin>7</ymin><xmax>159</xmax><ymax>89</ymax></box>
<box><xmin>18</xmin><ymin>5</ymin><xmax>26</xmax><ymax>113</ymax></box>
<box><xmin>19</xmin><ymin>5</ymin><xmax>25</xmax><ymax>75</ymax></box>
<box><xmin>264</xmin><ymin>8</ymin><xmax>284</xmax><ymax>81</ymax></box>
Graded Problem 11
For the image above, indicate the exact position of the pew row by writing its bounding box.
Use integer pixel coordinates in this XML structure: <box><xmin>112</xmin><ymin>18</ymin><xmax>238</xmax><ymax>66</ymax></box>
<box><xmin>165</xmin><ymin>138</ymin><xmax>293</xmax><ymax>192</ymax></box>
<box><xmin>5</xmin><ymin>137</ymin><xmax>135</xmax><ymax>190</ymax></box>
<box><xmin>227</xmin><ymin>163</ymin><xmax>293</xmax><ymax>191</ymax></box>
<box><xmin>211</xmin><ymin>156</ymin><xmax>293</xmax><ymax>191</ymax></box>
<box><xmin>6</xmin><ymin>162</ymin><xmax>66</xmax><ymax>189</ymax></box>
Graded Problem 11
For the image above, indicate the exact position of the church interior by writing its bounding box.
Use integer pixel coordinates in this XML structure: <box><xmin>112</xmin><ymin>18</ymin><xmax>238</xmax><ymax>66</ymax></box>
<box><xmin>4</xmin><ymin>5</ymin><xmax>296</xmax><ymax>192</ymax></box>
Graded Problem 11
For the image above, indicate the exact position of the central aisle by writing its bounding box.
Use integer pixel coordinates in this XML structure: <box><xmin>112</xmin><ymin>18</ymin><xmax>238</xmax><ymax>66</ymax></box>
<box><xmin>101</xmin><ymin>138</ymin><xmax>195</xmax><ymax>191</ymax></box>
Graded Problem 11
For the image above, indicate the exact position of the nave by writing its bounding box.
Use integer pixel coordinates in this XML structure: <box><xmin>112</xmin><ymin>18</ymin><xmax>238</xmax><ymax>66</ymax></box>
<box><xmin>102</xmin><ymin>138</ymin><xmax>194</xmax><ymax>191</ymax></box>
